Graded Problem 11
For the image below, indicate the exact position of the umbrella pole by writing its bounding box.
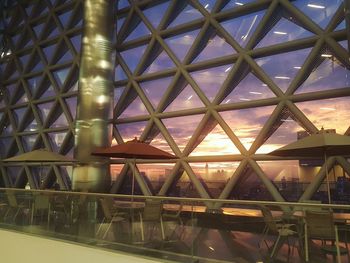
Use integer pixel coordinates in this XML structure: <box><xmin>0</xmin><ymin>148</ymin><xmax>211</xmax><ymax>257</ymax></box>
<box><xmin>324</xmin><ymin>152</ymin><xmax>331</xmax><ymax>204</ymax></box>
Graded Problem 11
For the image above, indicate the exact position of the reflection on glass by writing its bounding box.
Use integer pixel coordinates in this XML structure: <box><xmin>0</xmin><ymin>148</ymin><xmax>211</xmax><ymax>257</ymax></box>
<box><xmin>296</xmin><ymin>97</ymin><xmax>350</xmax><ymax>134</ymax></box>
<box><xmin>22</xmin><ymin>134</ymin><xmax>37</xmax><ymax>152</ymax></box>
<box><xmin>117</xmin><ymin>121</ymin><xmax>148</xmax><ymax>142</ymax></box>
<box><xmin>119</xmin><ymin>96</ymin><xmax>148</xmax><ymax>118</ymax></box>
<box><xmin>164</xmin><ymin>29</ymin><xmax>200</xmax><ymax>61</ymax></box>
<box><xmin>189</xmin><ymin>162</ymin><xmax>239</xmax><ymax>198</ymax></box>
<box><xmin>167</xmin><ymin>170</ymin><xmax>201</xmax><ymax>198</ymax></box>
<box><xmin>162</xmin><ymin>114</ymin><xmax>204</xmax><ymax>152</ymax></box>
<box><xmin>27</xmin><ymin>76</ymin><xmax>41</xmax><ymax>97</ymax></box>
<box><xmin>222</xmin><ymin>0</ymin><xmax>256</xmax><ymax>11</ymax></box>
<box><xmin>256</xmin><ymin>47</ymin><xmax>312</xmax><ymax>92</ymax></box>
<box><xmin>190</xmin><ymin>64</ymin><xmax>233</xmax><ymax>101</ymax></box>
<box><xmin>198</xmin><ymin>0</ymin><xmax>217</xmax><ymax>12</ymax></box>
<box><xmin>143</xmin><ymin>1</ymin><xmax>170</xmax><ymax>29</ymax></box>
<box><xmin>168</xmin><ymin>4</ymin><xmax>202</xmax><ymax>28</ymax></box>
<box><xmin>223</xmin><ymin>73</ymin><xmax>275</xmax><ymax>103</ymax></box>
<box><xmin>220</xmin><ymin>106</ymin><xmax>275</xmax><ymax>151</ymax></box>
<box><xmin>125</xmin><ymin>22</ymin><xmax>150</xmax><ymax>42</ymax></box>
<box><xmin>139</xmin><ymin>77</ymin><xmax>172</xmax><ymax>109</ymax></box>
<box><xmin>190</xmin><ymin>124</ymin><xmax>240</xmax><ymax>156</ymax></box>
<box><xmin>292</xmin><ymin>0</ymin><xmax>342</xmax><ymax>29</ymax></box>
<box><xmin>164</xmin><ymin>84</ymin><xmax>205</xmax><ymax>112</ymax></box>
<box><xmin>144</xmin><ymin>50</ymin><xmax>175</xmax><ymax>74</ymax></box>
<box><xmin>23</xmin><ymin>118</ymin><xmax>38</xmax><ymax>132</ymax></box>
<box><xmin>120</xmin><ymin>44</ymin><xmax>147</xmax><ymax>72</ymax></box>
<box><xmin>110</xmin><ymin>164</ymin><xmax>124</xmax><ymax>182</ymax></box>
<box><xmin>256</xmin><ymin>118</ymin><xmax>305</xmax><ymax>154</ymax></box>
<box><xmin>256</xmin><ymin>17</ymin><xmax>313</xmax><ymax>48</ymax></box>
<box><xmin>48</xmin><ymin>131</ymin><xmax>66</xmax><ymax>151</ymax></box>
<box><xmin>13</xmin><ymin>107</ymin><xmax>26</xmax><ymax>127</ymax></box>
<box><xmin>193</xmin><ymin>34</ymin><xmax>236</xmax><ymax>63</ymax></box>
<box><xmin>335</xmin><ymin>20</ymin><xmax>346</xmax><ymax>31</ymax></box>
<box><xmin>295</xmin><ymin>55</ymin><xmax>350</xmax><ymax>94</ymax></box>
<box><xmin>53</xmin><ymin>67</ymin><xmax>70</xmax><ymax>86</ymax></box>
<box><xmin>257</xmin><ymin>160</ymin><xmax>308</xmax><ymax>201</ymax></box>
<box><xmin>37</xmin><ymin>101</ymin><xmax>54</xmax><ymax>122</ymax></box>
<box><xmin>221</xmin><ymin>10</ymin><xmax>265</xmax><ymax>47</ymax></box>
<box><xmin>51</xmin><ymin>112</ymin><xmax>69</xmax><ymax>128</ymax></box>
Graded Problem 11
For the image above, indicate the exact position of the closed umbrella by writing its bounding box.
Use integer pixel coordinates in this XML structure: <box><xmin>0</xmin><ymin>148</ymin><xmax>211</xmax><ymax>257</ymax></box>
<box><xmin>269</xmin><ymin>129</ymin><xmax>350</xmax><ymax>203</ymax></box>
<box><xmin>92</xmin><ymin>138</ymin><xmax>177</xmax><ymax>195</ymax></box>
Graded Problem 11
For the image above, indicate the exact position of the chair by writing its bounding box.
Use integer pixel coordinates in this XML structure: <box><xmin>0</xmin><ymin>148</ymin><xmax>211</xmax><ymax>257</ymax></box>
<box><xmin>97</xmin><ymin>197</ymin><xmax>128</xmax><ymax>239</ymax></box>
<box><xmin>303</xmin><ymin>210</ymin><xmax>347</xmax><ymax>263</ymax></box>
<box><xmin>259</xmin><ymin>205</ymin><xmax>297</xmax><ymax>259</ymax></box>
<box><xmin>138</xmin><ymin>199</ymin><xmax>165</xmax><ymax>242</ymax></box>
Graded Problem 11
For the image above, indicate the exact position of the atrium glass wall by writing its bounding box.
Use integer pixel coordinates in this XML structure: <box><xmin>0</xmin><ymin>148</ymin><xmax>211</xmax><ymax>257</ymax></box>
<box><xmin>1</xmin><ymin>0</ymin><xmax>350</xmax><ymax>205</ymax></box>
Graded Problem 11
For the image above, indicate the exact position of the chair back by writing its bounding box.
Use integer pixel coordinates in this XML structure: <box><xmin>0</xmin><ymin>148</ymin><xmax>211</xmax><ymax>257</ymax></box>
<box><xmin>304</xmin><ymin>210</ymin><xmax>335</xmax><ymax>240</ymax></box>
<box><xmin>143</xmin><ymin>199</ymin><xmax>162</xmax><ymax>221</ymax></box>
<box><xmin>260</xmin><ymin>205</ymin><xmax>279</xmax><ymax>233</ymax></box>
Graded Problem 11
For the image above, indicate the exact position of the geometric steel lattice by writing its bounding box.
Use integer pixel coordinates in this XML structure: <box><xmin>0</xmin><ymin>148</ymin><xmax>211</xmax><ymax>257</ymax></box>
<box><xmin>1</xmin><ymin>0</ymin><xmax>350</xmax><ymax>207</ymax></box>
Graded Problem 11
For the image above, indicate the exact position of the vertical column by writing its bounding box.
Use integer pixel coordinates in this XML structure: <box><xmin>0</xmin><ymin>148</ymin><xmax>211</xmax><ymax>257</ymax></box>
<box><xmin>73</xmin><ymin>0</ymin><xmax>114</xmax><ymax>192</ymax></box>
<box><xmin>345</xmin><ymin>0</ymin><xmax>350</xmax><ymax>54</ymax></box>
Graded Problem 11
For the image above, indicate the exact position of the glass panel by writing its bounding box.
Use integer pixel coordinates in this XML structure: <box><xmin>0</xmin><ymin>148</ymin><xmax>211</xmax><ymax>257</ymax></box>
<box><xmin>296</xmin><ymin>97</ymin><xmax>350</xmax><ymax>134</ymax></box>
<box><xmin>256</xmin><ymin>17</ymin><xmax>313</xmax><ymax>48</ymax></box>
<box><xmin>143</xmin><ymin>1</ymin><xmax>170</xmax><ymax>29</ymax></box>
<box><xmin>167</xmin><ymin>169</ymin><xmax>202</xmax><ymax>198</ymax></box>
<box><xmin>256</xmin><ymin>118</ymin><xmax>306</xmax><ymax>154</ymax></box>
<box><xmin>51</xmin><ymin>112</ymin><xmax>69</xmax><ymax>128</ymax></box>
<box><xmin>189</xmin><ymin>162</ymin><xmax>239</xmax><ymax>198</ymax></box>
<box><xmin>120</xmin><ymin>44</ymin><xmax>147</xmax><ymax>73</ymax></box>
<box><xmin>193</xmin><ymin>34</ymin><xmax>236</xmax><ymax>63</ymax></box>
<box><xmin>65</xmin><ymin>97</ymin><xmax>77</xmax><ymax>119</ymax></box>
<box><xmin>13</xmin><ymin>107</ymin><xmax>27</xmax><ymax>127</ymax></box>
<box><xmin>256</xmin><ymin>47</ymin><xmax>312</xmax><ymax>92</ymax></box>
<box><xmin>117</xmin><ymin>17</ymin><xmax>126</xmax><ymax>34</ymax></box>
<box><xmin>221</xmin><ymin>10</ymin><xmax>265</xmax><ymax>48</ymax></box>
<box><xmin>24</xmin><ymin>118</ymin><xmax>38</xmax><ymax>132</ymax></box>
<box><xmin>115</xmin><ymin>65</ymin><xmax>127</xmax><ymax>81</ymax></box>
<box><xmin>125</xmin><ymin>22</ymin><xmax>150</xmax><ymax>42</ymax></box>
<box><xmin>190</xmin><ymin>64</ymin><xmax>232</xmax><ymax>101</ymax></box>
<box><xmin>164</xmin><ymin>84</ymin><xmax>205</xmax><ymax>112</ymax></box>
<box><xmin>335</xmin><ymin>20</ymin><xmax>346</xmax><ymax>31</ymax></box>
<box><xmin>56</xmin><ymin>49</ymin><xmax>73</xmax><ymax>64</ymax></box>
<box><xmin>69</xmin><ymin>34</ymin><xmax>81</xmax><ymax>53</ymax></box>
<box><xmin>150</xmin><ymin>132</ymin><xmax>174</xmax><ymax>154</ymax></box>
<box><xmin>0</xmin><ymin>137</ymin><xmax>12</xmax><ymax>158</ymax></box>
<box><xmin>295</xmin><ymin>54</ymin><xmax>350</xmax><ymax>94</ymax></box>
<box><xmin>139</xmin><ymin>76</ymin><xmax>173</xmax><ymax>109</ymax></box>
<box><xmin>39</xmin><ymin>77</ymin><xmax>56</xmax><ymax>98</ymax></box>
<box><xmin>137</xmin><ymin>163</ymin><xmax>176</xmax><ymax>194</ymax></box>
<box><xmin>222</xmin><ymin>0</ymin><xmax>256</xmax><ymax>11</ymax></box>
<box><xmin>220</xmin><ymin>106</ymin><xmax>276</xmax><ymax>151</ymax></box>
<box><xmin>110</xmin><ymin>164</ymin><xmax>124</xmax><ymax>183</ymax></box>
<box><xmin>258</xmin><ymin>160</ymin><xmax>306</xmax><ymax>202</ymax></box>
<box><xmin>118</xmin><ymin>0</ymin><xmax>129</xmax><ymax>9</ymax></box>
<box><xmin>2</xmin><ymin>119</ymin><xmax>13</xmax><ymax>135</ymax></box>
<box><xmin>168</xmin><ymin>4</ymin><xmax>203</xmax><ymax>28</ymax></box>
<box><xmin>162</xmin><ymin>114</ymin><xmax>204</xmax><ymax>152</ymax></box>
<box><xmin>199</xmin><ymin>0</ymin><xmax>217</xmax><ymax>12</ymax></box>
<box><xmin>43</xmin><ymin>43</ymin><xmax>58</xmax><ymax>63</ymax></box>
<box><xmin>48</xmin><ymin>131</ymin><xmax>66</xmax><ymax>151</ymax></box>
<box><xmin>37</xmin><ymin>101</ymin><xmax>54</xmax><ymax>122</ymax></box>
<box><xmin>27</xmin><ymin>76</ymin><xmax>41</xmax><ymax>98</ymax></box>
<box><xmin>22</xmin><ymin>134</ymin><xmax>37</xmax><ymax>152</ymax></box>
<box><xmin>222</xmin><ymin>73</ymin><xmax>275</xmax><ymax>103</ymax></box>
<box><xmin>164</xmin><ymin>29</ymin><xmax>200</xmax><ymax>61</ymax></box>
<box><xmin>47</xmin><ymin>26</ymin><xmax>60</xmax><ymax>39</ymax></box>
<box><xmin>4</xmin><ymin>83</ymin><xmax>16</xmax><ymax>103</ymax></box>
<box><xmin>117</xmin><ymin>121</ymin><xmax>148</xmax><ymax>142</ymax></box>
<box><xmin>53</xmin><ymin>67</ymin><xmax>70</xmax><ymax>86</ymax></box>
<box><xmin>19</xmin><ymin>53</ymin><xmax>31</xmax><ymax>69</ymax></box>
<box><xmin>114</xmin><ymin>87</ymin><xmax>125</xmax><ymax>108</ymax></box>
<box><xmin>190</xmin><ymin>123</ymin><xmax>240</xmax><ymax>156</ymax></box>
<box><xmin>119</xmin><ymin>96</ymin><xmax>148</xmax><ymax>118</ymax></box>
<box><xmin>33</xmin><ymin>23</ymin><xmax>45</xmax><ymax>39</ymax></box>
<box><xmin>144</xmin><ymin>50</ymin><xmax>175</xmax><ymax>74</ymax></box>
<box><xmin>339</xmin><ymin>40</ymin><xmax>348</xmax><ymax>49</ymax></box>
<box><xmin>292</xmin><ymin>0</ymin><xmax>342</xmax><ymax>29</ymax></box>
<box><xmin>7</xmin><ymin>167</ymin><xmax>22</xmax><ymax>185</ymax></box>
<box><xmin>58</xmin><ymin>10</ymin><xmax>73</xmax><ymax>28</ymax></box>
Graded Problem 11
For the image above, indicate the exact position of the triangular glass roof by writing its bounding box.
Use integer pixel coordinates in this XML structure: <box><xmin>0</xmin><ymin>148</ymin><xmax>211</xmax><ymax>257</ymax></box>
<box><xmin>256</xmin><ymin>17</ymin><xmax>314</xmax><ymax>48</ymax></box>
<box><xmin>69</xmin><ymin>34</ymin><xmax>82</xmax><ymax>53</ymax></box>
<box><xmin>48</xmin><ymin>131</ymin><xmax>67</xmax><ymax>151</ymax></box>
<box><xmin>190</xmin><ymin>64</ymin><xmax>232</xmax><ymax>101</ymax></box>
<box><xmin>144</xmin><ymin>50</ymin><xmax>175</xmax><ymax>74</ymax></box>
<box><xmin>190</xmin><ymin>123</ymin><xmax>240</xmax><ymax>156</ymax></box>
<box><xmin>58</xmin><ymin>10</ymin><xmax>73</xmax><ymax>28</ymax></box>
<box><xmin>198</xmin><ymin>0</ymin><xmax>217</xmax><ymax>12</ymax></box>
<box><xmin>168</xmin><ymin>4</ymin><xmax>203</xmax><ymax>28</ymax></box>
<box><xmin>117</xmin><ymin>121</ymin><xmax>148</xmax><ymax>142</ymax></box>
<box><xmin>164</xmin><ymin>29</ymin><xmax>200</xmax><ymax>62</ymax></box>
<box><xmin>22</xmin><ymin>134</ymin><xmax>37</xmax><ymax>152</ymax></box>
<box><xmin>64</xmin><ymin>97</ymin><xmax>77</xmax><ymax>119</ymax></box>
<box><xmin>115</xmin><ymin>65</ymin><xmax>127</xmax><ymax>81</ymax></box>
<box><xmin>119</xmin><ymin>96</ymin><xmax>148</xmax><ymax>118</ymax></box>
<box><xmin>149</xmin><ymin>132</ymin><xmax>175</xmax><ymax>155</ymax></box>
<box><xmin>120</xmin><ymin>44</ymin><xmax>147</xmax><ymax>73</ymax></box>
<box><xmin>222</xmin><ymin>0</ymin><xmax>256</xmax><ymax>11</ymax></box>
<box><xmin>193</xmin><ymin>34</ymin><xmax>236</xmax><ymax>63</ymax></box>
<box><xmin>143</xmin><ymin>1</ymin><xmax>170</xmax><ymax>29</ymax></box>
<box><xmin>51</xmin><ymin>112</ymin><xmax>69</xmax><ymax>128</ymax></box>
<box><xmin>139</xmin><ymin>76</ymin><xmax>173</xmax><ymax>109</ymax></box>
<box><xmin>222</xmin><ymin>73</ymin><xmax>275</xmax><ymax>103</ymax></box>
<box><xmin>125</xmin><ymin>21</ymin><xmax>150</xmax><ymax>42</ymax></box>
<box><xmin>164</xmin><ymin>84</ymin><xmax>205</xmax><ymax>112</ymax></box>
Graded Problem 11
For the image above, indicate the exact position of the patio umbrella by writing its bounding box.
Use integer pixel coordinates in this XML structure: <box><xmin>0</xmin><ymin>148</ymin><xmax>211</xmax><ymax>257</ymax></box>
<box><xmin>3</xmin><ymin>149</ymin><xmax>76</xmax><ymax>188</ymax></box>
<box><xmin>92</xmin><ymin>138</ymin><xmax>177</xmax><ymax>195</ymax></box>
<box><xmin>269</xmin><ymin>129</ymin><xmax>350</xmax><ymax>203</ymax></box>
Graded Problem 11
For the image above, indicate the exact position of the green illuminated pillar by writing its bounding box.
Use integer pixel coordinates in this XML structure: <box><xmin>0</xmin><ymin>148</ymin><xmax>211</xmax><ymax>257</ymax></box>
<box><xmin>73</xmin><ymin>0</ymin><xmax>114</xmax><ymax>192</ymax></box>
